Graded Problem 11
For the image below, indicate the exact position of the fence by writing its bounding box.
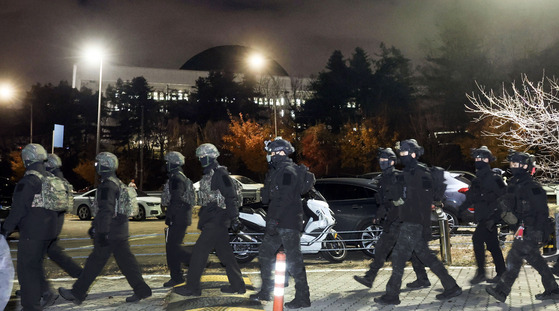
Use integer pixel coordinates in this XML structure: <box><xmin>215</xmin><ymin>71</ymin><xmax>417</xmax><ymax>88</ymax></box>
<box><xmin>7</xmin><ymin>213</ymin><xmax>559</xmax><ymax>264</ymax></box>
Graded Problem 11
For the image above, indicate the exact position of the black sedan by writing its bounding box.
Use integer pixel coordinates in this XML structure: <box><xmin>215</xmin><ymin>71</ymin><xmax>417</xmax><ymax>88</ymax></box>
<box><xmin>314</xmin><ymin>178</ymin><xmax>382</xmax><ymax>257</ymax></box>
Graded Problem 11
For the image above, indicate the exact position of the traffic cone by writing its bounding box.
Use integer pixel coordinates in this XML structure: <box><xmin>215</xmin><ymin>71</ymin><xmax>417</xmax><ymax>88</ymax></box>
<box><xmin>273</xmin><ymin>251</ymin><xmax>286</xmax><ymax>311</ymax></box>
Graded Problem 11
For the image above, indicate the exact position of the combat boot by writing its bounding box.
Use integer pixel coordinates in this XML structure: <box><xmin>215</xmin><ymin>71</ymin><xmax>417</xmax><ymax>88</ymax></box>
<box><xmin>285</xmin><ymin>296</ymin><xmax>311</xmax><ymax>309</ymax></box>
<box><xmin>469</xmin><ymin>271</ymin><xmax>486</xmax><ymax>285</ymax></box>
<box><xmin>58</xmin><ymin>287</ymin><xmax>84</xmax><ymax>305</ymax></box>
<box><xmin>406</xmin><ymin>278</ymin><xmax>431</xmax><ymax>289</ymax></box>
<box><xmin>535</xmin><ymin>288</ymin><xmax>559</xmax><ymax>300</ymax></box>
<box><xmin>486</xmin><ymin>285</ymin><xmax>507</xmax><ymax>303</ymax></box>
<box><xmin>353</xmin><ymin>275</ymin><xmax>373</xmax><ymax>288</ymax></box>
<box><xmin>163</xmin><ymin>279</ymin><xmax>184</xmax><ymax>288</ymax></box>
<box><xmin>374</xmin><ymin>294</ymin><xmax>400</xmax><ymax>305</ymax></box>
<box><xmin>435</xmin><ymin>285</ymin><xmax>462</xmax><ymax>300</ymax></box>
<box><xmin>174</xmin><ymin>285</ymin><xmax>201</xmax><ymax>297</ymax></box>
<box><xmin>250</xmin><ymin>290</ymin><xmax>272</xmax><ymax>301</ymax></box>
<box><xmin>40</xmin><ymin>290</ymin><xmax>58</xmax><ymax>308</ymax></box>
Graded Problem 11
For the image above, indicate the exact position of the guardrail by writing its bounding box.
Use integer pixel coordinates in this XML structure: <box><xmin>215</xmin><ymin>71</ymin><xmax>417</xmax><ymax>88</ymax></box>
<box><xmin>8</xmin><ymin>214</ymin><xmax>558</xmax><ymax>263</ymax></box>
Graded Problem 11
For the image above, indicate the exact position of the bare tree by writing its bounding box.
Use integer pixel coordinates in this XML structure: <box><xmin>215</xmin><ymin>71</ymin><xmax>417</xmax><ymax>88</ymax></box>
<box><xmin>466</xmin><ymin>74</ymin><xmax>559</xmax><ymax>180</ymax></box>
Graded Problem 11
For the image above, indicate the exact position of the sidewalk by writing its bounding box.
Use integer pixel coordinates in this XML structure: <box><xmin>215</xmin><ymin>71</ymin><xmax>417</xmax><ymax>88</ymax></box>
<box><xmin>7</xmin><ymin>266</ymin><xmax>559</xmax><ymax>310</ymax></box>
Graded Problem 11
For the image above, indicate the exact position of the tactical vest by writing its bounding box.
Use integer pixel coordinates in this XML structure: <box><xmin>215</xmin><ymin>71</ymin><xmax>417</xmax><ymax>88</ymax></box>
<box><xmin>92</xmin><ymin>177</ymin><xmax>139</xmax><ymax>217</ymax></box>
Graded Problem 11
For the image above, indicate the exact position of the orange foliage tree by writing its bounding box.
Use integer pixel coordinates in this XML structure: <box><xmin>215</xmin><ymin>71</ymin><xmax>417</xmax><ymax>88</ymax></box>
<box><xmin>298</xmin><ymin>123</ymin><xmax>338</xmax><ymax>177</ymax></box>
<box><xmin>338</xmin><ymin>117</ymin><xmax>399</xmax><ymax>174</ymax></box>
<box><xmin>73</xmin><ymin>159</ymin><xmax>96</xmax><ymax>186</ymax></box>
<box><xmin>222</xmin><ymin>114</ymin><xmax>273</xmax><ymax>175</ymax></box>
<box><xmin>9</xmin><ymin>150</ymin><xmax>25</xmax><ymax>181</ymax></box>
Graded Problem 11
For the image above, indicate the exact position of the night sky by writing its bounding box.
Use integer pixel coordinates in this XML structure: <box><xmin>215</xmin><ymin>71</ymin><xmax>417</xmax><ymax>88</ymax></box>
<box><xmin>2</xmin><ymin>0</ymin><xmax>559</xmax><ymax>94</ymax></box>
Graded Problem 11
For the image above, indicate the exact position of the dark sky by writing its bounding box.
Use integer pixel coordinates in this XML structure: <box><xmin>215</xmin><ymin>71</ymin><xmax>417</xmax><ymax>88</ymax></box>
<box><xmin>2</xmin><ymin>0</ymin><xmax>559</xmax><ymax>93</ymax></box>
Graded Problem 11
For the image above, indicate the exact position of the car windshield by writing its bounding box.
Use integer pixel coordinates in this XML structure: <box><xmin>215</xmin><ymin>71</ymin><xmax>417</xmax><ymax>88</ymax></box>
<box><xmin>233</xmin><ymin>176</ymin><xmax>258</xmax><ymax>184</ymax></box>
<box><xmin>136</xmin><ymin>189</ymin><xmax>149</xmax><ymax>197</ymax></box>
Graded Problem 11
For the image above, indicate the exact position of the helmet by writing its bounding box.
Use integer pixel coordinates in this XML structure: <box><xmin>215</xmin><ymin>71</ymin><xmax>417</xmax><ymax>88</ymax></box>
<box><xmin>471</xmin><ymin>146</ymin><xmax>496</xmax><ymax>162</ymax></box>
<box><xmin>396</xmin><ymin>139</ymin><xmax>424</xmax><ymax>157</ymax></box>
<box><xmin>95</xmin><ymin>152</ymin><xmax>119</xmax><ymax>173</ymax></box>
<box><xmin>507</xmin><ymin>150</ymin><xmax>536</xmax><ymax>172</ymax></box>
<box><xmin>195</xmin><ymin>143</ymin><xmax>220</xmax><ymax>159</ymax></box>
<box><xmin>377</xmin><ymin>147</ymin><xmax>397</xmax><ymax>161</ymax></box>
<box><xmin>45</xmin><ymin>154</ymin><xmax>62</xmax><ymax>169</ymax></box>
<box><xmin>164</xmin><ymin>151</ymin><xmax>185</xmax><ymax>166</ymax></box>
<box><xmin>21</xmin><ymin>143</ymin><xmax>47</xmax><ymax>167</ymax></box>
<box><xmin>264</xmin><ymin>137</ymin><xmax>294</xmax><ymax>155</ymax></box>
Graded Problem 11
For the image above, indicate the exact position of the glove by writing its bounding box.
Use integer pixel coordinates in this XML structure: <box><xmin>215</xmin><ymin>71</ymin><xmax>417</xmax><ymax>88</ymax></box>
<box><xmin>230</xmin><ymin>217</ymin><xmax>243</xmax><ymax>233</ymax></box>
<box><xmin>485</xmin><ymin>219</ymin><xmax>496</xmax><ymax>232</ymax></box>
<box><xmin>501</xmin><ymin>211</ymin><xmax>518</xmax><ymax>225</ymax></box>
<box><xmin>392</xmin><ymin>198</ymin><xmax>404</xmax><ymax>207</ymax></box>
<box><xmin>266</xmin><ymin>219</ymin><xmax>279</xmax><ymax>236</ymax></box>
<box><xmin>87</xmin><ymin>226</ymin><xmax>96</xmax><ymax>239</ymax></box>
<box><xmin>95</xmin><ymin>232</ymin><xmax>110</xmax><ymax>247</ymax></box>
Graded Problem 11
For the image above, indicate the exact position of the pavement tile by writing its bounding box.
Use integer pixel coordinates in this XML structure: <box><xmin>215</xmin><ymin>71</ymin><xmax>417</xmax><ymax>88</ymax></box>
<box><xmin>7</xmin><ymin>266</ymin><xmax>559</xmax><ymax>310</ymax></box>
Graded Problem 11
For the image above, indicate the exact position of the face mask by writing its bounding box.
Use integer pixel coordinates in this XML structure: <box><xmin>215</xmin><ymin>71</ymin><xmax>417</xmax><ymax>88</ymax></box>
<box><xmin>474</xmin><ymin>161</ymin><xmax>489</xmax><ymax>171</ymax></box>
<box><xmin>379</xmin><ymin>161</ymin><xmax>392</xmax><ymax>171</ymax></box>
<box><xmin>199</xmin><ymin>156</ymin><xmax>214</xmax><ymax>168</ymax></box>
<box><xmin>271</xmin><ymin>154</ymin><xmax>285</xmax><ymax>163</ymax></box>
<box><xmin>511</xmin><ymin>167</ymin><xmax>527</xmax><ymax>177</ymax></box>
<box><xmin>400</xmin><ymin>155</ymin><xmax>414</xmax><ymax>166</ymax></box>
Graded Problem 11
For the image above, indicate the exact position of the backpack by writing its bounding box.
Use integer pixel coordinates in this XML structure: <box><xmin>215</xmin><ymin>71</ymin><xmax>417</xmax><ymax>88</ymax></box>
<box><xmin>296</xmin><ymin>164</ymin><xmax>316</xmax><ymax>195</ymax></box>
<box><xmin>161</xmin><ymin>171</ymin><xmax>196</xmax><ymax>207</ymax></box>
<box><xmin>26</xmin><ymin>170</ymin><xmax>73</xmax><ymax>212</ymax></box>
<box><xmin>107</xmin><ymin>176</ymin><xmax>139</xmax><ymax>217</ymax></box>
<box><xmin>198</xmin><ymin>166</ymin><xmax>243</xmax><ymax>209</ymax></box>
<box><xmin>429</xmin><ymin>166</ymin><xmax>447</xmax><ymax>202</ymax></box>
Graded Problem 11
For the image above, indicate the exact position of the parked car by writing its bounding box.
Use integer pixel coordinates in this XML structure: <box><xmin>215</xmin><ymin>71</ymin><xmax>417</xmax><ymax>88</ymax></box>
<box><xmin>193</xmin><ymin>175</ymin><xmax>263</xmax><ymax>205</ymax></box>
<box><xmin>72</xmin><ymin>188</ymin><xmax>163</xmax><ymax>221</ymax></box>
<box><xmin>314</xmin><ymin>178</ymin><xmax>381</xmax><ymax>257</ymax></box>
<box><xmin>0</xmin><ymin>177</ymin><xmax>15</xmax><ymax>221</ymax></box>
<box><xmin>358</xmin><ymin>170</ymin><xmax>472</xmax><ymax>227</ymax></box>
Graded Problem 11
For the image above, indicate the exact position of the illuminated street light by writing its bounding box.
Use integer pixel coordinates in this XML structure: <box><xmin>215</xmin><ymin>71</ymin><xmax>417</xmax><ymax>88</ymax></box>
<box><xmin>247</xmin><ymin>52</ymin><xmax>278</xmax><ymax>137</ymax></box>
<box><xmin>0</xmin><ymin>83</ymin><xmax>33</xmax><ymax>143</ymax></box>
<box><xmin>0</xmin><ymin>83</ymin><xmax>15</xmax><ymax>101</ymax></box>
<box><xmin>83</xmin><ymin>44</ymin><xmax>104</xmax><ymax>157</ymax></box>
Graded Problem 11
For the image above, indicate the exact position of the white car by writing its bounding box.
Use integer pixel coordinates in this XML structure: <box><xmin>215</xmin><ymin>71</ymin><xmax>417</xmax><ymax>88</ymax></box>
<box><xmin>72</xmin><ymin>189</ymin><xmax>163</xmax><ymax>221</ymax></box>
<box><xmin>193</xmin><ymin>175</ymin><xmax>263</xmax><ymax>205</ymax></box>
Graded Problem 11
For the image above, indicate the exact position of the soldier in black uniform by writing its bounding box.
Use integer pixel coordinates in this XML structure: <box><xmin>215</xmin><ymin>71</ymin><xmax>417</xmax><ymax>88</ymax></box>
<box><xmin>486</xmin><ymin>151</ymin><xmax>559</xmax><ymax>302</ymax></box>
<box><xmin>250</xmin><ymin>138</ymin><xmax>311</xmax><ymax>309</ymax></box>
<box><xmin>44</xmin><ymin>154</ymin><xmax>83</xmax><ymax>279</ymax></box>
<box><xmin>175</xmin><ymin>143</ymin><xmax>245</xmax><ymax>296</ymax></box>
<box><xmin>375</xmin><ymin>139</ymin><xmax>462</xmax><ymax>305</ymax></box>
<box><xmin>2</xmin><ymin>144</ymin><xmax>59</xmax><ymax>311</ymax></box>
<box><xmin>461</xmin><ymin>146</ymin><xmax>506</xmax><ymax>284</ymax></box>
<box><xmin>162</xmin><ymin>151</ymin><xmax>195</xmax><ymax>288</ymax></box>
<box><xmin>59</xmin><ymin>152</ymin><xmax>152</xmax><ymax>304</ymax></box>
<box><xmin>353</xmin><ymin>148</ymin><xmax>430</xmax><ymax>290</ymax></box>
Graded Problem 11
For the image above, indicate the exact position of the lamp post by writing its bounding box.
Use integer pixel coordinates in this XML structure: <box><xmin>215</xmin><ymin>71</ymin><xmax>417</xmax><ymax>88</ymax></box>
<box><xmin>84</xmin><ymin>45</ymin><xmax>104</xmax><ymax>157</ymax></box>
<box><xmin>247</xmin><ymin>53</ymin><xmax>280</xmax><ymax>137</ymax></box>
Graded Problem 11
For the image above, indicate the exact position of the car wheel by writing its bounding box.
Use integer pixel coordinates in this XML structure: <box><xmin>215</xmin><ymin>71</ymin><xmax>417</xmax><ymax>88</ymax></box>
<box><xmin>77</xmin><ymin>205</ymin><xmax>91</xmax><ymax>220</ymax></box>
<box><xmin>360</xmin><ymin>222</ymin><xmax>383</xmax><ymax>257</ymax></box>
<box><xmin>442</xmin><ymin>209</ymin><xmax>458</xmax><ymax>232</ymax></box>
<box><xmin>229</xmin><ymin>233</ymin><xmax>258</xmax><ymax>264</ymax></box>
<box><xmin>321</xmin><ymin>233</ymin><xmax>347</xmax><ymax>263</ymax></box>
<box><xmin>133</xmin><ymin>206</ymin><xmax>146</xmax><ymax>221</ymax></box>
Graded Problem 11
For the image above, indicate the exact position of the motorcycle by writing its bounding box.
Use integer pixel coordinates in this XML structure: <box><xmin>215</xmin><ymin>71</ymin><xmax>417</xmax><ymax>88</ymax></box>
<box><xmin>230</xmin><ymin>188</ymin><xmax>347</xmax><ymax>263</ymax></box>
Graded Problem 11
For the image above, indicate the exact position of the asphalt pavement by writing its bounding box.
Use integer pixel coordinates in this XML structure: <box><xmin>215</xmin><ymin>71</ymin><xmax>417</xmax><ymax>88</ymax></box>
<box><xmin>6</xmin><ymin>265</ymin><xmax>559</xmax><ymax>310</ymax></box>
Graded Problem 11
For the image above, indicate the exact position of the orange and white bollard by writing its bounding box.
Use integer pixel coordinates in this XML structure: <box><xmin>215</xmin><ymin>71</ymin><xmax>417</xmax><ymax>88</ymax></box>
<box><xmin>273</xmin><ymin>251</ymin><xmax>286</xmax><ymax>311</ymax></box>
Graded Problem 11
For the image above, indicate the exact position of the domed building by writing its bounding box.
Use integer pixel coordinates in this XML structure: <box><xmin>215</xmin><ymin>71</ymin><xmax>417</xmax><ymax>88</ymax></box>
<box><xmin>180</xmin><ymin>45</ymin><xmax>289</xmax><ymax>77</ymax></box>
<box><xmin>73</xmin><ymin>45</ymin><xmax>307</xmax><ymax>104</ymax></box>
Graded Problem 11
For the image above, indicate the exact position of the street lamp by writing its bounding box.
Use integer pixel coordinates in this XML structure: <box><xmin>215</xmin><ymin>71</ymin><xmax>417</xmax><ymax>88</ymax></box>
<box><xmin>84</xmin><ymin>45</ymin><xmax>104</xmax><ymax>157</ymax></box>
<box><xmin>247</xmin><ymin>52</ymin><xmax>279</xmax><ymax>137</ymax></box>
<box><xmin>0</xmin><ymin>83</ymin><xmax>30</xmax><ymax>142</ymax></box>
